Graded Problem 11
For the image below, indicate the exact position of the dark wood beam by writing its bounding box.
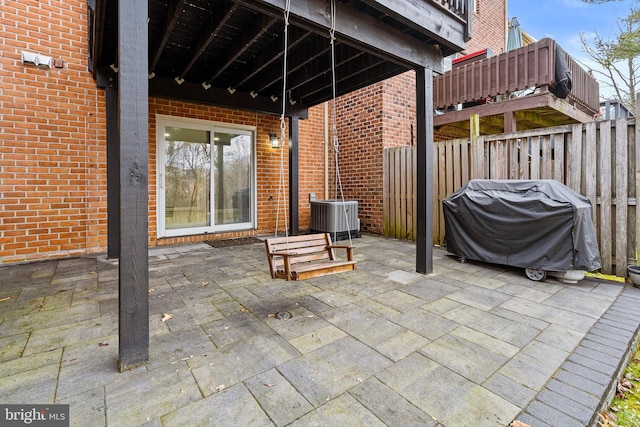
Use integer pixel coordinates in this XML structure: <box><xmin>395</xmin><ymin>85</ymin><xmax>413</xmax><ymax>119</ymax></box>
<box><xmin>97</xmin><ymin>68</ymin><xmax>120</xmax><ymax>259</ymax></box>
<box><xmin>236</xmin><ymin>0</ymin><xmax>443</xmax><ymax>70</ymax></box>
<box><xmin>149</xmin><ymin>76</ymin><xmax>309</xmax><ymax>118</ymax></box>
<box><xmin>118</xmin><ymin>0</ymin><xmax>149</xmax><ymax>371</ymax></box>
<box><xmin>149</xmin><ymin>0</ymin><xmax>187</xmax><ymax>73</ymax></box>
<box><xmin>358</xmin><ymin>0</ymin><xmax>468</xmax><ymax>52</ymax></box>
<box><xmin>416</xmin><ymin>66</ymin><xmax>434</xmax><ymax>274</ymax></box>
<box><xmin>176</xmin><ymin>2</ymin><xmax>239</xmax><ymax>81</ymax></box>
<box><xmin>205</xmin><ymin>14</ymin><xmax>278</xmax><ymax>85</ymax></box>
<box><xmin>233</xmin><ymin>28</ymin><xmax>312</xmax><ymax>90</ymax></box>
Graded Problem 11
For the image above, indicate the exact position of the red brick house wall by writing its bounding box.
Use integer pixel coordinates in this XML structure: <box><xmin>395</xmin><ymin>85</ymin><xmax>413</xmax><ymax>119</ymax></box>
<box><xmin>0</xmin><ymin>0</ymin><xmax>107</xmax><ymax>263</ymax></box>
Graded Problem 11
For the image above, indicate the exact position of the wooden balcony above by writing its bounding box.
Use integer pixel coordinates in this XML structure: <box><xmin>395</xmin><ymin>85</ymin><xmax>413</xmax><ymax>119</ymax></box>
<box><xmin>433</xmin><ymin>38</ymin><xmax>600</xmax><ymax>139</ymax></box>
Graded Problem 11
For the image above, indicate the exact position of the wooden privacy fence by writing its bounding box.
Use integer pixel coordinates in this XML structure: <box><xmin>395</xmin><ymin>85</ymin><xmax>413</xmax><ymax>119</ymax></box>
<box><xmin>383</xmin><ymin>117</ymin><xmax>639</xmax><ymax>277</ymax></box>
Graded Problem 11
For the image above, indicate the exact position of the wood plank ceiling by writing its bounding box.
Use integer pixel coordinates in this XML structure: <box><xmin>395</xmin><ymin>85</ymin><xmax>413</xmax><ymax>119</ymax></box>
<box><xmin>92</xmin><ymin>0</ymin><xmax>465</xmax><ymax>113</ymax></box>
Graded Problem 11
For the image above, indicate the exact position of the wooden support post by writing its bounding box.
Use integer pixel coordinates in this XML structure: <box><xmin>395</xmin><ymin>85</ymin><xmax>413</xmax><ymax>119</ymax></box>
<box><xmin>416</xmin><ymin>67</ymin><xmax>434</xmax><ymax>274</ymax></box>
<box><xmin>104</xmin><ymin>70</ymin><xmax>120</xmax><ymax>259</ymax></box>
<box><xmin>636</xmin><ymin>93</ymin><xmax>640</xmax><ymax>267</ymax></box>
<box><xmin>504</xmin><ymin>110</ymin><xmax>516</xmax><ymax>133</ymax></box>
<box><xmin>289</xmin><ymin>115</ymin><xmax>299</xmax><ymax>235</ymax></box>
<box><xmin>118</xmin><ymin>0</ymin><xmax>149</xmax><ymax>371</ymax></box>
<box><xmin>469</xmin><ymin>114</ymin><xmax>481</xmax><ymax>179</ymax></box>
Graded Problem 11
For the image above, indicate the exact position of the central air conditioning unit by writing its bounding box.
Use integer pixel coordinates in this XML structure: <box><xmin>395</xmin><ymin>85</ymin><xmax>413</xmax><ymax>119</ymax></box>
<box><xmin>310</xmin><ymin>200</ymin><xmax>360</xmax><ymax>241</ymax></box>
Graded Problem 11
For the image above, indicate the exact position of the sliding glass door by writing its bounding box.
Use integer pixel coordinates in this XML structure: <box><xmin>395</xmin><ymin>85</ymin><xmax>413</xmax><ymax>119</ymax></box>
<box><xmin>158</xmin><ymin>117</ymin><xmax>255</xmax><ymax>237</ymax></box>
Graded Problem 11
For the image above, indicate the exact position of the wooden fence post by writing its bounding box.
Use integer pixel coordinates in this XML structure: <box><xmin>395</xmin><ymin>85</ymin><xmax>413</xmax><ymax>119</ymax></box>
<box><xmin>470</xmin><ymin>114</ymin><xmax>480</xmax><ymax>178</ymax></box>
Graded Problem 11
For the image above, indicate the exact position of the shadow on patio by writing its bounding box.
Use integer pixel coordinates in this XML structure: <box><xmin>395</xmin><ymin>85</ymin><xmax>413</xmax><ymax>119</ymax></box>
<box><xmin>1</xmin><ymin>234</ymin><xmax>639</xmax><ymax>426</ymax></box>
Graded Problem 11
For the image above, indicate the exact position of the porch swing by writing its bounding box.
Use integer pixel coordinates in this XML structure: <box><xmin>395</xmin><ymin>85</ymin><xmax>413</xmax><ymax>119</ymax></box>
<box><xmin>265</xmin><ymin>0</ymin><xmax>356</xmax><ymax>281</ymax></box>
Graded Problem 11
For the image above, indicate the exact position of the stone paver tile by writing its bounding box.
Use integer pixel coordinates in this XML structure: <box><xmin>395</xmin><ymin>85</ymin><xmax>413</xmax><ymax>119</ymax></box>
<box><xmin>349</xmin><ymin>377</ymin><xmax>437</xmax><ymax>426</ymax></box>
<box><xmin>162</xmin><ymin>383</ymin><xmax>273</xmax><ymax>427</ymax></box>
<box><xmin>499</xmin><ymin>297</ymin><xmax>598</xmax><ymax>333</ymax></box>
<box><xmin>312</xmin><ymin>283</ymin><xmax>376</xmax><ymax>307</ymax></box>
<box><xmin>545</xmin><ymin>379</ymin><xmax>601</xmax><ymax>410</ymax></box>
<box><xmin>290</xmin><ymin>393</ymin><xmax>385</xmax><ymax>427</ymax></box>
<box><xmin>354</xmin><ymin>298</ymin><xmax>402</xmax><ymax>318</ymax></box>
<box><xmin>498</xmin><ymin>340</ymin><xmax>569</xmax><ymax>391</ymax></box>
<box><xmin>489</xmin><ymin>306</ymin><xmax>550</xmax><ymax>331</ymax></box>
<box><xmin>523</xmin><ymin>400</ymin><xmax>586</xmax><ymax>427</ymax></box>
<box><xmin>0</xmin><ymin>347</ymin><xmax>62</xmax><ymax>377</ymax></box>
<box><xmin>56</xmin><ymin>335</ymin><xmax>146</xmax><ymax>400</ymax></box>
<box><xmin>0</xmin><ymin>301</ymin><xmax>102</xmax><ymax>336</ymax></box>
<box><xmin>385</xmin><ymin>270</ymin><xmax>425</xmax><ymax>285</ymax></box>
<box><xmin>444</xmin><ymin>305</ymin><xmax>541</xmax><ymax>348</ymax></box>
<box><xmin>59</xmin><ymin>387</ymin><xmax>106</xmax><ymax>427</ymax></box>
<box><xmin>375</xmin><ymin>330</ymin><xmax>430</xmax><ymax>362</ymax></box>
<box><xmin>278</xmin><ymin>336</ymin><xmax>392</xmax><ymax>407</ymax></box>
<box><xmin>244</xmin><ymin>368</ymin><xmax>313</xmax><ymax>426</ymax></box>
<box><xmin>163</xmin><ymin>303</ymin><xmax>224</xmax><ymax>332</ymax></box>
<box><xmin>288</xmin><ymin>325</ymin><xmax>347</xmax><ymax>354</ymax></box>
<box><xmin>371</xmin><ymin>290</ymin><xmax>426</xmax><ymax>312</ymax></box>
<box><xmin>446</xmin><ymin>286</ymin><xmax>511</xmax><ymax>311</ymax></box>
<box><xmin>0</xmin><ymin>363</ymin><xmax>59</xmax><ymax>404</ymax></box>
<box><xmin>496</xmin><ymin>283</ymin><xmax>553</xmax><ymax>303</ymax></box>
<box><xmin>0</xmin><ymin>333</ymin><xmax>29</xmax><ymax>362</ymax></box>
<box><xmin>326</xmin><ymin>305</ymin><xmax>406</xmax><ymax>346</ymax></box>
<box><xmin>483</xmin><ymin>372</ymin><xmax>537</xmax><ymax>408</ymax></box>
<box><xmin>202</xmin><ymin>313</ymin><xmax>273</xmax><ymax>348</ymax></box>
<box><xmin>536</xmin><ymin>389</ymin><xmax>592</xmax><ymax>425</ymax></box>
<box><xmin>23</xmin><ymin>314</ymin><xmax>118</xmax><ymax>355</ymax></box>
<box><xmin>421</xmin><ymin>297</ymin><xmax>460</xmax><ymax>315</ymax></box>
<box><xmin>106</xmin><ymin>363</ymin><xmax>202</xmax><ymax>426</ymax></box>
<box><xmin>376</xmin><ymin>353</ymin><xmax>520</xmax><ymax>427</ymax></box>
<box><xmin>543</xmin><ymin>287</ymin><xmax>616</xmax><ymax>318</ymax></box>
<box><xmin>401</xmin><ymin>279</ymin><xmax>461</xmax><ymax>302</ymax></box>
<box><xmin>419</xmin><ymin>326</ymin><xmax>517</xmax><ymax>383</ymax></box>
<box><xmin>147</xmin><ymin>327</ymin><xmax>217</xmax><ymax>370</ymax></box>
<box><xmin>263</xmin><ymin>306</ymin><xmax>331</xmax><ymax>341</ymax></box>
<box><xmin>189</xmin><ymin>332</ymin><xmax>299</xmax><ymax>396</ymax></box>
<box><xmin>535</xmin><ymin>324</ymin><xmax>585</xmax><ymax>352</ymax></box>
<box><xmin>393</xmin><ymin>308</ymin><xmax>459</xmax><ymax>340</ymax></box>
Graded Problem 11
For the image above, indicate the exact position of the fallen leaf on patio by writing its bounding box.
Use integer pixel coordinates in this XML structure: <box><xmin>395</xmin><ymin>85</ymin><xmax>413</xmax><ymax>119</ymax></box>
<box><xmin>89</xmin><ymin>271</ymin><xmax>96</xmax><ymax>275</ymax></box>
<box><xmin>0</xmin><ymin>296</ymin><xmax>13</xmax><ymax>302</ymax></box>
<box><xmin>213</xmin><ymin>385</ymin><xmax>225</xmax><ymax>393</ymax></box>
<box><xmin>180</xmin><ymin>355</ymin><xmax>194</xmax><ymax>361</ymax></box>
<box><xmin>161</xmin><ymin>313</ymin><xmax>173</xmax><ymax>322</ymax></box>
<box><xmin>263</xmin><ymin>383</ymin><xmax>278</xmax><ymax>387</ymax></box>
<box><xmin>240</xmin><ymin>308</ymin><xmax>249</xmax><ymax>313</ymax></box>
<box><xmin>148</xmin><ymin>288</ymin><xmax>154</xmax><ymax>293</ymax></box>
<box><xmin>509</xmin><ymin>422</ymin><xmax>531</xmax><ymax>427</ymax></box>
<box><xmin>98</xmin><ymin>342</ymin><xmax>109</xmax><ymax>347</ymax></box>
<box><xmin>201</xmin><ymin>281</ymin><xmax>209</xmax><ymax>287</ymax></box>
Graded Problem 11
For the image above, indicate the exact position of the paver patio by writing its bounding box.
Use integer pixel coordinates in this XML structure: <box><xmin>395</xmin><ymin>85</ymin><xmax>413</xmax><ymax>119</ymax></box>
<box><xmin>1</xmin><ymin>234</ymin><xmax>639</xmax><ymax>426</ymax></box>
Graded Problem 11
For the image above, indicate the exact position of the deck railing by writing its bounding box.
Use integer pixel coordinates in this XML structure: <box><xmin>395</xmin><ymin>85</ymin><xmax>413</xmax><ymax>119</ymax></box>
<box><xmin>433</xmin><ymin>38</ymin><xmax>599</xmax><ymax>115</ymax></box>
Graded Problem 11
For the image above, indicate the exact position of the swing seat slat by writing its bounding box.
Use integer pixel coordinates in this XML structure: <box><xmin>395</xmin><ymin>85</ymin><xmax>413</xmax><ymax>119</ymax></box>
<box><xmin>265</xmin><ymin>233</ymin><xmax>356</xmax><ymax>281</ymax></box>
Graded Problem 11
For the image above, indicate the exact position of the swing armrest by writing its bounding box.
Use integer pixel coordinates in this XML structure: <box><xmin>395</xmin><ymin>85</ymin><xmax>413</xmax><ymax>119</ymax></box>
<box><xmin>326</xmin><ymin>245</ymin><xmax>354</xmax><ymax>261</ymax></box>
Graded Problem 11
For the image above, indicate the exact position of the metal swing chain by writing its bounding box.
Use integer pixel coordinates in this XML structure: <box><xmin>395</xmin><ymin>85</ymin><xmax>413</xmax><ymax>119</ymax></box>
<box><xmin>329</xmin><ymin>0</ymin><xmax>353</xmax><ymax>245</ymax></box>
<box><xmin>275</xmin><ymin>0</ymin><xmax>291</xmax><ymax>241</ymax></box>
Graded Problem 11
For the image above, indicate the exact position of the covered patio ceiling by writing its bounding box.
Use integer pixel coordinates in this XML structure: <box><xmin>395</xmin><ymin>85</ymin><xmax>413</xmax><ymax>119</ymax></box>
<box><xmin>90</xmin><ymin>0</ymin><xmax>470</xmax><ymax>114</ymax></box>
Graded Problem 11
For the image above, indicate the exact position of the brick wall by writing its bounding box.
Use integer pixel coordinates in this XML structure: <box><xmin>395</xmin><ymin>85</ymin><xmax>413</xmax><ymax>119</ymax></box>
<box><xmin>466</xmin><ymin>0</ymin><xmax>507</xmax><ymax>55</ymax></box>
<box><xmin>0</xmin><ymin>0</ymin><xmax>106</xmax><ymax>263</ymax></box>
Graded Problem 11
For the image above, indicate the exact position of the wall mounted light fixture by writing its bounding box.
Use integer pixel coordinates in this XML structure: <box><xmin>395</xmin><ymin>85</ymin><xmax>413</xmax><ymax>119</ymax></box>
<box><xmin>269</xmin><ymin>133</ymin><xmax>280</xmax><ymax>148</ymax></box>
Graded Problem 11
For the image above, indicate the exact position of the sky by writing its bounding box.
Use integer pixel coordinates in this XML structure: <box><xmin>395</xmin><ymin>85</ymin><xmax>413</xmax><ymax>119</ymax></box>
<box><xmin>508</xmin><ymin>0</ymin><xmax>635</xmax><ymax>99</ymax></box>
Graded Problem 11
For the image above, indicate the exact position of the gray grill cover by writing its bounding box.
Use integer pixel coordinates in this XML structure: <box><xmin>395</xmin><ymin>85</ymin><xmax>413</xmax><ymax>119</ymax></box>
<box><xmin>443</xmin><ymin>180</ymin><xmax>601</xmax><ymax>271</ymax></box>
